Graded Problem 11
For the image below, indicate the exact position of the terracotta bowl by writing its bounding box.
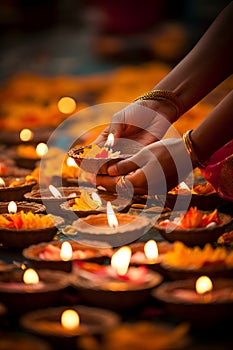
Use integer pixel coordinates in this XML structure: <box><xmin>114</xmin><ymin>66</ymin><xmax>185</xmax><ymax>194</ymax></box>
<box><xmin>20</xmin><ymin>305</ymin><xmax>120</xmax><ymax>349</ymax></box>
<box><xmin>60</xmin><ymin>190</ymin><xmax>131</xmax><ymax>219</ymax></box>
<box><xmin>0</xmin><ymin>201</ymin><xmax>46</xmax><ymax>214</ymax></box>
<box><xmin>22</xmin><ymin>240</ymin><xmax>112</xmax><ymax>272</ymax></box>
<box><xmin>68</xmin><ymin>145</ymin><xmax>132</xmax><ymax>175</ymax></box>
<box><xmin>153</xmin><ymin>211</ymin><xmax>232</xmax><ymax>247</ymax></box>
<box><xmin>0</xmin><ymin>177</ymin><xmax>36</xmax><ymax>202</ymax></box>
<box><xmin>0</xmin><ymin>269</ymin><xmax>70</xmax><ymax>314</ymax></box>
<box><xmin>24</xmin><ymin>187</ymin><xmax>82</xmax><ymax>216</ymax></box>
<box><xmin>152</xmin><ymin>278</ymin><xmax>233</xmax><ymax>328</ymax></box>
<box><xmin>72</xmin><ymin>213</ymin><xmax>152</xmax><ymax>248</ymax></box>
<box><xmin>164</xmin><ymin>191</ymin><xmax>226</xmax><ymax>211</ymax></box>
<box><xmin>0</xmin><ymin>215</ymin><xmax>64</xmax><ymax>249</ymax></box>
<box><xmin>71</xmin><ymin>267</ymin><xmax>163</xmax><ymax>311</ymax></box>
<box><xmin>159</xmin><ymin>261</ymin><xmax>233</xmax><ymax>280</ymax></box>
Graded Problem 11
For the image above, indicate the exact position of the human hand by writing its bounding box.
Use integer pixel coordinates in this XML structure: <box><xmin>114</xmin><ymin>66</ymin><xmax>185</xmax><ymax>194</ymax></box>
<box><xmin>96</xmin><ymin>138</ymin><xmax>193</xmax><ymax>195</ymax></box>
<box><xmin>94</xmin><ymin>102</ymin><xmax>174</xmax><ymax>147</ymax></box>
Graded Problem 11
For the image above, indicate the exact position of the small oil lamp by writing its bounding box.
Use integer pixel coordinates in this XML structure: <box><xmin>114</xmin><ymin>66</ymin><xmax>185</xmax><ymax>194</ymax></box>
<box><xmin>111</xmin><ymin>246</ymin><xmax>131</xmax><ymax>276</ymax></box>
<box><xmin>61</xmin><ymin>309</ymin><xmax>80</xmax><ymax>330</ymax></box>
<box><xmin>105</xmin><ymin>133</ymin><xmax>115</xmax><ymax>151</ymax></box>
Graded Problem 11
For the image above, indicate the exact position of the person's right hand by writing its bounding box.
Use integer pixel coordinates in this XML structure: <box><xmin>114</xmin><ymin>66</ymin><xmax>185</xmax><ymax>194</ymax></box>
<box><xmin>94</xmin><ymin>101</ymin><xmax>176</xmax><ymax>147</ymax></box>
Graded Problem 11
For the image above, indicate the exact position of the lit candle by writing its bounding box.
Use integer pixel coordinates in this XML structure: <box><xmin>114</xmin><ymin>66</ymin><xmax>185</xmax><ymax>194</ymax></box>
<box><xmin>104</xmin><ymin>133</ymin><xmax>114</xmax><ymax>151</ymax></box>
<box><xmin>178</xmin><ymin>181</ymin><xmax>191</xmax><ymax>191</ymax></box>
<box><xmin>91</xmin><ymin>192</ymin><xmax>102</xmax><ymax>206</ymax></box>
<box><xmin>61</xmin><ymin>309</ymin><xmax>80</xmax><ymax>330</ymax></box>
<box><xmin>23</xmin><ymin>268</ymin><xmax>40</xmax><ymax>284</ymax></box>
<box><xmin>49</xmin><ymin>184</ymin><xmax>62</xmax><ymax>198</ymax></box>
<box><xmin>107</xmin><ymin>201</ymin><xmax>118</xmax><ymax>228</ymax></box>
<box><xmin>60</xmin><ymin>241</ymin><xmax>73</xmax><ymax>261</ymax></box>
<box><xmin>8</xmin><ymin>201</ymin><xmax>17</xmax><ymax>214</ymax></box>
<box><xmin>66</xmin><ymin>157</ymin><xmax>79</xmax><ymax>167</ymax></box>
<box><xmin>19</xmin><ymin>129</ymin><xmax>34</xmax><ymax>142</ymax></box>
<box><xmin>0</xmin><ymin>177</ymin><xmax>6</xmax><ymax>188</ymax></box>
<box><xmin>144</xmin><ymin>240</ymin><xmax>158</xmax><ymax>261</ymax></box>
<box><xmin>111</xmin><ymin>246</ymin><xmax>132</xmax><ymax>275</ymax></box>
<box><xmin>36</xmin><ymin>143</ymin><xmax>48</xmax><ymax>157</ymax></box>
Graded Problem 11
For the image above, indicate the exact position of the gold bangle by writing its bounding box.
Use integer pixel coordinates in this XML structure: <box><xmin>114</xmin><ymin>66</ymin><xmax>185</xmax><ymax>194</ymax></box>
<box><xmin>183</xmin><ymin>130</ymin><xmax>208</xmax><ymax>169</ymax></box>
<box><xmin>134</xmin><ymin>89</ymin><xmax>184</xmax><ymax>117</ymax></box>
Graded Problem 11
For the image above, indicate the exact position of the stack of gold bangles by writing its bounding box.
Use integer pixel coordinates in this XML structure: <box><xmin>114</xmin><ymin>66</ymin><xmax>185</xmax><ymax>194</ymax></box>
<box><xmin>182</xmin><ymin>129</ymin><xmax>208</xmax><ymax>169</ymax></box>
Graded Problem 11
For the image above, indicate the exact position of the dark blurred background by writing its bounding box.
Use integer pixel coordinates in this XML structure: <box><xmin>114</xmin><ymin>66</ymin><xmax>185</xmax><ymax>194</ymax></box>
<box><xmin>0</xmin><ymin>0</ymin><xmax>231</xmax><ymax>80</ymax></box>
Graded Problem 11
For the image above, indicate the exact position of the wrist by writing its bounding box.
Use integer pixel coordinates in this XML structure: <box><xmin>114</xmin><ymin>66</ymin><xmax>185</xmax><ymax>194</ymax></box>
<box><xmin>135</xmin><ymin>99</ymin><xmax>178</xmax><ymax>124</ymax></box>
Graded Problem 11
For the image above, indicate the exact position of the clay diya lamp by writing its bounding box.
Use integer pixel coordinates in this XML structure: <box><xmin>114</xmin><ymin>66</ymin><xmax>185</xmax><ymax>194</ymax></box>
<box><xmin>0</xmin><ymin>176</ymin><xmax>36</xmax><ymax>202</ymax></box>
<box><xmin>68</xmin><ymin>134</ymin><xmax>132</xmax><ymax>175</ymax></box>
<box><xmin>24</xmin><ymin>185</ymin><xmax>83</xmax><ymax>216</ymax></box>
<box><xmin>164</xmin><ymin>180</ymin><xmax>225</xmax><ymax>211</ymax></box>
<box><xmin>0</xmin><ymin>268</ymin><xmax>70</xmax><ymax>315</ymax></box>
<box><xmin>20</xmin><ymin>305</ymin><xmax>120</xmax><ymax>349</ymax></box>
<box><xmin>60</xmin><ymin>189</ymin><xmax>131</xmax><ymax>220</ymax></box>
<box><xmin>22</xmin><ymin>240</ymin><xmax>112</xmax><ymax>272</ymax></box>
<box><xmin>71</xmin><ymin>246</ymin><xmax>163</xmax><ymax>311</ymax></box>
<box><xmin>0</xmin><ymin>201</ymin><xmax>46</xmax><ymax>214</ymax></box>
<box><xmin>12</xmin><ymin>141</ymin><xmax>49</xmax><ymax>170</ymax></box>
<box><xmin>72</xmin><ymin>202</ymin><xmax>151</xmax><ymax>248</ymax></box>
<box><xmin>129</xmin><ymin>240</ymin><xmax>174</xmax><ymax>273</ymax></box>
<box><xmin>0</xmin><ymin>201</ymin><xmax>64</xmax><ymax>249</ymax></box>
<box><xmin>153</xmin><ymin>207</ymin><xmax>232</xmax><ymax>247</ymax></box>
<box><xmin>160</xmin><ymin>241</ymin><xmax>233</xmax><ymax>280</ymax></box>
<box><xmin>153</xmin><ymin>276</ymin><xmax>233</xmax><ymax>328</ymax></box>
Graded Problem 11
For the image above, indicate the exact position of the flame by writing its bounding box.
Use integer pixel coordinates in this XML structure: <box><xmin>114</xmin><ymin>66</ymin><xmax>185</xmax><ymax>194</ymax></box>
<box><xmin>195</xmin><ymin>276</ymin><xmax>213</xmax><ymax>295</ymax></box>
<box><xmin>60</xmin><ymin>241</ymin><xmax>73</xmax><ymax>261</ymax></box>
<box><xmin>19</xmin><ymin>129</ymin><xmax>34</xmax><ymax>142</ymax></box>
<box><xmin>105</xmin><ymin>133</ymin><xmax>114</xmax><ymax>148</ymax></box>
<box><xmin>66</xmin><ymin>157</ymin><xmax>78</xmax><ymax>167</ymax></box>
<box><xmin>0</xmin><ymin>177</ymin><xmax>6</xmax><ymax>187</ymax></box>
<box><xmin>111</xmin><ymin>246</ymin><xmax>132</xmax><ymax>275</ymax></box>
<box><xmin>91</xmin><ymin>192</ymin><xmax>102</xmax><ymax>206</ymax></box>
<box><xmin>23</xmin><ymin>268</ymin><xmax>39</xmax><ymax>284</ymax></box>
<box><xmin>57</xmin><ymin>97</ymin><xmax>77</xmax><ymax>114</ymax></box>
<box><xmin>36</xmin><ymin>143</ymin><xmax>48</xmax><ymax>157</ymax></box>
<box><xmin>49</xmin><ymin>185</ymin><xmax>62</xmax><ymax>198</ymax></box>
<box><xmin>107</xmin><ymin>201</ymin><xmax>118</xmax><ymax>228</ymax></box>
<box><xmin>144</xmin><ymin>240</ymin><xmax>158</xmax><ymax>260</ymax></box>
<box><xmin>61</xmin><ymin>309</ymin><xmax>80</xmax><ymax>330</ymax></box>
<box><xmin>8</xmin><ymin>201</ymin><xmax>17</xmax><ymax>214</ymax></box>
<box><xmin>179</xmin><ymin>182</ymin><xmax>190</xmax><ymax>191</ymax></box>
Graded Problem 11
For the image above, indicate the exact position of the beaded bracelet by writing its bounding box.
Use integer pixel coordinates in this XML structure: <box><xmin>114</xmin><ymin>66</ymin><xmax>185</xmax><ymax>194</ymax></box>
<box><xmin>134</xmin><ymin>89</ymin><xmax>184</xmax><ymax>118</ymax></box>
<box><xmin>183</xmin><ymin>130</ymin><xmax>208</xmax><ymax>169</ymax></box>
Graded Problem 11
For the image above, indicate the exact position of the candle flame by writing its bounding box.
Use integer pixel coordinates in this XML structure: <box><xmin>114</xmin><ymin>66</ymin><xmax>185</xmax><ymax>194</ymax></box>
<box><xmin>66</xmin><ymin>157</ymin><xmax>79</xmax><ymax>167</ymax></box>
<box><xmin>36</xmin><ymin>143</ymin><xmax>48</xmax><ymax>157</ymax></box>
<box><xmin>105</xmin><ymin>133</ymin><xmax>114</xmax><ymax>148</ymax></box>
<box><xmin>111</xmin><ymin>246</ymin><xmax>132</xmax><ymax>275</ymax></box>
<box><xmin>19</xmin><ymin>129</ymin><xmax>34</xmax><ymax>142</ymax></box>
<box><xmin>91</xmin><ymin>192</ymin><xmax>102</xmax><ymax>205</ymax></box>
<box><xmin>58</xmin><ymin>97</ymin><xmax>77</xmax><ymax>114</ymax></box>
<box><xmin>60</xmin><ymin>241</ymin><xmax>73</xmax><ymax>261</ymax></box>
<box><xmin>144</xmin><ymin>240</ymin><xmax>158</xmax><ymax>260</ymax></box>
<box><xmin>0</xmin><ymin>177</ymin><xmax>6</xmax><ymax>187</ymax></box>
<box><xmin>107</xmin><ymin>201</ymin><xmax>118</xmax><ymax>228</ymax></box>
<box><xmin>179</xmin><ymin>181</ymin><xmax>190</xmax><ymax>191</ymax></box>
<box><xmin>195</xmin><ymin>276</ymin><xmax>213</xmax><ymax>295</ymax></box>
<box><xmin>23</xmin><ymin>268</ymin><xmax>39</xmax><ymax>284</ymax></box>
<box><xmin>8</xmin><ymin>201</ymin><xmax>17</xmax><ymax>214</ymax></box>
<box><xmin>61</xmin><ymin>309</ymin><xmax>80</xmax><ymax>330</ymax></box>
<box><xmin>49</xmin><ymin>185</ymin><xmax>62</xmax><ymax>198</ymax></box>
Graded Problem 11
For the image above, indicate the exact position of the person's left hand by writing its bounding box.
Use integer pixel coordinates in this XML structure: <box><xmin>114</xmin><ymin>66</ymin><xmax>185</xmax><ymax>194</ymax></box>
<box><xmin>96</xmin><ymin>138</ymin><xmax>193</xmax><ymax>195</ymax></box>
